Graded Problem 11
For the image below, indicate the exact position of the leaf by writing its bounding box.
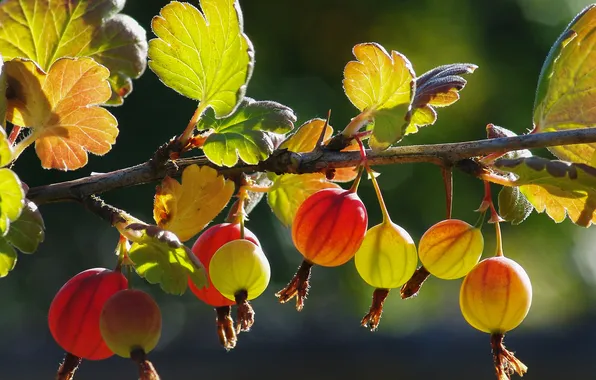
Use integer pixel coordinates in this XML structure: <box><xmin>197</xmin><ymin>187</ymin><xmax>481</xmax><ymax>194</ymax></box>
<box><xmin>5</xmin><ymin>199</ymin><xmax>45</xmax><ymax>253</ymax></box>
<box><xmin>498</xmin><ymin>186</ymin><xmax>534</xmax><ymax>225</ymax></box>
<box><xmin>126</xmin><ymin>223</ymin><xmax>207</xmax><ymax>295</ymax></box>
<box><xmin>279</xmin><ymin>118</ymin><xmax>359</xmax><ymax>182</ymax></box>
<box><xmin>148</xmin><ymin>0</ymin><xmax>254</xmax><ymax>117</ymax></box>
<box><xmin>199</xmin><ymin>97</ymin><xmax>296</xmax><ymax>166</ymax></box>
<box><xmin>495</xmin><ymin>156</ymin><xmax>596</xmax><ymax>227</ymax></box>
<box><xmin>406</xmin><ymin>63</ymin><xmax>477</xmax><ymax>134</ymax></box>
<box><xmin>0</xmin><ymin>237</ymin><xmax>16</xmax><ymax>278</ymax></box>
<box><xmin>343</xmin><ymin>42</ymin><xmax>415</xmax><ymax>151</ymax></box>
<box><xmin>0</xmin><ymin>127</ymin><xmax>13</xmax><ymax>167</ymax></box>
<box><xmin>0</xmin><ymin>168</ymin><xmax>24</xmax><ymax>235</ymax></box>
<box><xmin>533</xmin><ymin>5</ymin><xmax>596</xmax><ymax>165</ymax></box>
<box><xmin>153</xmin><ymin>165</ymin><xmax>235</xmax><ymax>242</ymax></box>
<box><xmin>0</xmin><ymin>0</ymin><xmax>147</xmax><ymax>105</ymax></box>
<box><xmin>5</xmin><ymin>58</ymin><xmax>118</xmax><ymax>170</ymax></box>
<box><xmin>267</xmin><ymin>173</ymin><xmax>340</xmax><ymax>227</ymax></box>
<box><xmin>0</xmin><ymin>57</ymin><xmax>6</xmax><ymax>129</ymax></box>
<box><xmin>280</xmin><ymin>118</ymin><xmax>333</xmax><ymax>153</ymax></box>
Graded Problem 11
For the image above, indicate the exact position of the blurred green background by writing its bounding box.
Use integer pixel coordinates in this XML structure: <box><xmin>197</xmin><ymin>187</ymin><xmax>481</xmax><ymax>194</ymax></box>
<box><xmin>3</xmin><ymin>0</ymin><xmax>596</xmax><ymax>378</ymax></box>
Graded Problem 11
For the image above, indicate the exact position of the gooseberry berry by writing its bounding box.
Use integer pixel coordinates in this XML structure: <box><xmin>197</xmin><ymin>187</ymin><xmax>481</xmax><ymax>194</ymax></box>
<box><xmin>188</xmin><ymin>222</ymin><xmax>261</xmax><ymax>349</ymax></box>
<box><xmin>188</xmin><ymin>223</ymin><xmax>260</xmax><ymax>307</ymax></box>
<box><xmin>210</xmin><ymin>238</ymin><xmax>271</xmax><ymax>332</ymax></box>
<box><xmin>418</xmin><ymin>219</ymin><xmax>484</xmax><ymax>280</ymax></box>
<box><xmin>48</xmin><ymin>268</ymin><xmax>128</xmax><ymax>360</ymax></box>
<box><xmin>353</xmin><ymin>221</ymin><xmax>417</xmax><ymax>330</ymax></box>
<box><xmin>99</xmin><ymin>289</ymin><xmax>162</xmax><ymax>358</ymax></box>
<box><xmin>460</xmin><ymin>255</ymin><xmax>532</xmax><ymax>379</ymax></box>
<box><xmin>277</xmin><ymin>187</ymin><xmax>368</xmax><ymax>311</ymax></box>
<box><xmin>355</xmin><ymin>221</ymin><xmax>418</xmax><ymax>289</ymax></box>
<box><xmin>292</xmin><ymin>188</ymin><xmax>368</xmax><ymax>267</ymax></box>
<box><xmin>210</xmin><ymin>239</ymin><xmax>271</xmax><ymax>301</ymax></box>
<box><xmin>460</xmin><ymin>256</ymin><xmax>532</xmax><ymax>334</ymax></box>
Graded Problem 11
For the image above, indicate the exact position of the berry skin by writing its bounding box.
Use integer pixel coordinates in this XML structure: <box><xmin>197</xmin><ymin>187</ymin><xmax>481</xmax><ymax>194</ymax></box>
<box><xmin>418</xmin><ymin>219</ymin><xmax>484</xmax><ymax>280</ymax></box>
<box><xmin>48</xmin><ymin>268</ymin><xmax>128</xmax><ymax>360</ymax></box>
<box><xmin>209</xmin><ymin>239</ymin><xmax>271</xmax><ymax>301</ymax></box>
<box><xmin>188</xmin><ymin>223</ymin><xmax>260</xmax><ymax>307</ymax></box>
<box><xmin>460</xmin><ymin>256</ymin><xmax>532</xmax><ymax>334</ymax></box>
<box><xmin>292</xmin><ymin>188</ymin><xmax>368</xmax><ymax>267</ymax></box>
<box><xmin>99</xmin><ymin>289</ymin><xmax>162</xmax><ymax>358</ymax></box>
<box><xmin>355</xmin><ymin>222</ymin><xmax>418</xmax><ymax>289</ymax></box>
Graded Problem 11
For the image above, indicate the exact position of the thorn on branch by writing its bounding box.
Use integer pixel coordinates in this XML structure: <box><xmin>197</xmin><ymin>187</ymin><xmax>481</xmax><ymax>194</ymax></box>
<box><xmin>149</xmin><ymin>136</ymin><xmax>184</xmax><ymax>170</ymax></box>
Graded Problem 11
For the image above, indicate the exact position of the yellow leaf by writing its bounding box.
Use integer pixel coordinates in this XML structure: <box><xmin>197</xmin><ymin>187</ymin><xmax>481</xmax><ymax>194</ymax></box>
<box><xmin>343</xmin><ymin>43</ymin><xmax>414</xmax><ymax>111</ymax></box>
<box><xmin>5</xmin><ymin>58</ymin><xmax>117</xmax><ymax>170</ymax></box>
<box><xmin>343</xmin><ymin>42</ymin><xmax>415</xmax><ymax>151</ymax></box>
<box><xmin>153</xmin><ymin>165</ymin><xmax>234</xmax><ymax>242</ymax></box>
<box><xmin>280</xmin><ymin>118</ymin><xmax>332</xmax><ymax>153</ymax></box>
<box><xmin>267</xmin><ymin>173</ymin><xmax>340</xmax><ymax>227</ymax></box>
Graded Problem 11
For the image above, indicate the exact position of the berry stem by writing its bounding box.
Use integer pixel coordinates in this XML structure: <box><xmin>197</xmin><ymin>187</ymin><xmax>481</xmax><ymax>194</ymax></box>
<box><xmin>441</xmin><ymin>166</ymin><xmax>453</xmax><ymax>219</ymax></box>
<box><xmin>400</xmin><ymin>266</ymin><xmax>432</xmax><ymax>299</ymax></box>
<box><xmin>494</xmin><ymin>221</ymin><xmax>504</xmax><ymax>257</ymax></box>
<box><xmin>55</xmin><ymin>352</ymin><xmax>82</xmax><ymax>380</ymax></box>
<box><xmin>349</xmin><ymin>165</ymin><xmax>365</xmax><ymax>193</ymax></box>
<box><xmin>215</xmin><ymin>306</ymin><xmax>237</xmax><ymax>350</ymax></box>
<box><xmin>234</xmin><ymin>289</ymin><xmax>255</xmax><ymax>333</ymax></box>
<box><xmin>490</xmin><ymin>333</ymin><xmax>527</xmax><ymax>380</ymax></box>
<box><xmin>178</xmin><ymin>102</ymin><xmax>207</xmax><ymax>150</ymax></box>
<box><xmin>275</xmin><ymin>260</ymin><xmax>313</xmax><ymax>311</ymax></box>
<box><xmin>361</xmin><ymin>288</ymin><xmax>390</xmax><ymax>331</ymax></box>
<box><xmin>355</xmin><ymin>137</ymin><xmax>391</xmax><ymax>223</ymax></box>
<box><xmin>131</xmin><ymin>348</ymin><xmax>161</xmax><ymax>380</ymax></box>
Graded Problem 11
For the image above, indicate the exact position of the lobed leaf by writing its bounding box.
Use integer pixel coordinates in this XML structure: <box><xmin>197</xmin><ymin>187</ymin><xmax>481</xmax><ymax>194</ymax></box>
<box><xmin>267</xmin><ymin>173</ymin><xmax>340</xmax><ymax>227</ymax></box>
<box><xmin>498</xmin><ymin>186</ymin><xmax>534</xmax><ymax>225</ymax></box>
<box><xmin>405</xmin><ymin>63</ymin><xmax>477</xmax><ymax>134</ymax></box>
<box><xmin>148</xmin><ymin>0</ymin><xmax>254</xmax><ymax>117</ymax></box>
<box><xmin>153</xmin><ymin>165</ymin><xmax>234</xmax><ymax>242</ymax></box>
<box><xmin>199</xmin><ymin>97</ymin><xmax>296</xmax><ymax>166</ymax></box>
<box><xmin>5</xmin><ymin>58</ymin><xmax>118</xmax><ymax>170</ymax></box>
<box><xmin>0</xmin><ymin>57</ymin><xmax>6</xmax><ymax>129</ymax></box>
<box><xmin>280</xmin><ymin>118</ymin><xmax>359</xmax><ymax>182</ymax></box>
<box><xmin>280</xmin><ymin>118</ymin><xmax>333</xmax><ymax>153</ymax></box>
<box><xmin>0</xmin><ymin>0</ymin><xmax>148</xmax><ymax>105</ymax></box>
<box><xmin>0</xmin><ymin>127</ymin><xmax>12</xmax><ymax>167</ymax></box>
<box><xmin>533</xmin><ymin>5</ymin><xmax>596</xmax><ymax>165</ymax></box>
<box><xmin>0</xmin><ymin>237</ymin><xmax>16</xmax><ymax>278</ymax></box>
<box><xmin>343</xmin><ymin>42</ymin><xmax>415</xmax><ymax>151</ymax></box>
<box><xmin>495</xmin><ymin>156</ymin><xmax>596</xmax><ymax>227</ymax></box>
<box><xmin>0</xmin><ymin>168</ymin><xmax>24</xmax><ymax>235</ymax></box>
<box><xmin>126</xmin><ymin>223</ymin><xmax>207</xmax><ymax>295</ymax></box>
<box><xmin>5</xmin><ymin>199</ymin><xmax>45</xmax><ymax>254</ymax></box>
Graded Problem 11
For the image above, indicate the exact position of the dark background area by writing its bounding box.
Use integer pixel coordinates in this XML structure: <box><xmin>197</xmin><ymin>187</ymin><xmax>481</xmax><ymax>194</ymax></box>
<box><xmin>2</xmin><ymin>0</ymin><xmax>596</xmax><ymax>379</ymax></box>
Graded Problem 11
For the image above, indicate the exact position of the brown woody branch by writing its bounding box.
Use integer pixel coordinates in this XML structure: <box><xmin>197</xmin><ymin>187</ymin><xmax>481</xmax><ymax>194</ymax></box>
<box><xmin>27</xmin><ymin>128</ymin><xmax>596</xmax><ymax>205</ymax></box>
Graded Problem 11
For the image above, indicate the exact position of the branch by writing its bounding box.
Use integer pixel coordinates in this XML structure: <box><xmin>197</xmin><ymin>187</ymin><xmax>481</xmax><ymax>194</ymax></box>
<box><xmin>27</xmin><ymin>128</ymin><xmax>596</xmax><ymax>205</ymax></box>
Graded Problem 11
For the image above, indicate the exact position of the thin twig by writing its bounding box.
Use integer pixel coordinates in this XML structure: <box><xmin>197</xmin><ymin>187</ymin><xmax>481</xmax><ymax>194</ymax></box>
<box><xmin>27</xmin><ymin>128</ymin><xmax>596</xmax><ymax>205</ymax></box>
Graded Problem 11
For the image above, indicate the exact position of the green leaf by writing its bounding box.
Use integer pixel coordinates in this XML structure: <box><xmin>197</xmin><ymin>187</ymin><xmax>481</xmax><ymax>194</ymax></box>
<box><xmin>0</xmin><ymin>56</ymin><xmax>6</xmax><ymax>129</ymax></box>
<box><xmin>343</xmin><ymin>42</ymin><xmax>415</xmax><ymax>151</ymax></box>
<box><xmin>5</xmin><ymin>199</ymin><xmax>45</xmax><ymax>254</ymax></box>
<box><xmin>0</xmin><ymin>127</ymin><xmax>12</xmax><ymax>168</ymax></box>
<box><xmin>199</xmin><ymin>97</ymin><xmax>296</xmax><ymax>166</ymax></box>
<box><xmin>0</xmin><ymin>168</ymin><xmax>24</xmax><ymax>235</ymax></box>
<box><xmin>126</xmin><ymin>223</ymin><xmax>206</xmax><ymax>295</ymax></box>
<box><xmin>0</xmin><ymin>237</ymin><xmax>16</xmax><ymax>278</ymax></box>
<box><xmin>532</xmin><ymin>5</ymin><xmax>596</xmax><ymax>165</ymax></box>
<box><xmin>267</xmin><ymin>173</ymin><xmax>340</xmax><ymax>227</ymax></box>
<box><xmin>148</xmin><ymin>0</ymin><xmax>254</xmax><ymax>117</ymax></box>
<box><xmin>498</xmin><ymin>186</ymin><xmax>534</xmax><ymax>225</ymax></box>
<box><xmin>0</xmin><ymin>0</ymin><xmax>148</xmax><ymax>105</ymax></box>
<box><xmin>495</xmin><ymin>156</ymin><xmax>596</xmax><ymax>227</ymax></box>
<box><xmin>368</xmin><ymin>105</ymin><xmax>410</xmax><ymax>151</ymax></box>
